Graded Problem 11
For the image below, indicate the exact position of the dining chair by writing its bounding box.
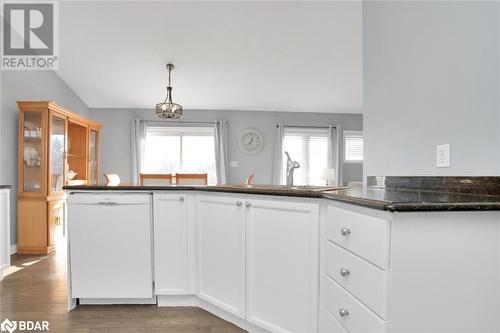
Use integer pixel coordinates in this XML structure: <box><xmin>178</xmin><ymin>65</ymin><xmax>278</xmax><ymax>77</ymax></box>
<box><xmin>175</xmin><ymin>173</ymin><xmax>208</xmax><ymax>185</ymax></box>
<box><xmin>140</xmin><ymin>173</ymin><xmax>172</xmax><ymax>186</ymax></box>
<box><xmin>104</xmin><ymin>173</ymin><xmax>121</xmax><ymax>186</ymax></box>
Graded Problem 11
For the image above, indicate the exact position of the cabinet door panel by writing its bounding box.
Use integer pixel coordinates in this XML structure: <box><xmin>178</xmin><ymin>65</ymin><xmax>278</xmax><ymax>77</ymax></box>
<box><xmin>48</xmin><ymin>199</ymin><xmax>65</xmax><ymax>249</ymax></box>
<box><xmin>154</xmin><ymin>193</ymin><xmax>188</xmax><ymax>294</ymax></box>
<box><xmin>88</xmin><ymin>129</ymin><xmax>99</xmax><ymax>185</ymax></box>
<box><xmin>19</xmin><ymin>109</ymin><xmax>47</xmax><ymax>195</ymax></box>
<box><xmin>48</xmin><ymin>112</ymin><xmax>66</xmax><ymax>194</ymax></box>
<box><xmin>197</xmin><ymin>195</ymin><xmax>245</xmax><ymax>318</ymax></box>
<box><xmin>246</xmin><ymin>199</ymin><xmax>319</xmax><ymax>333</ymax></box>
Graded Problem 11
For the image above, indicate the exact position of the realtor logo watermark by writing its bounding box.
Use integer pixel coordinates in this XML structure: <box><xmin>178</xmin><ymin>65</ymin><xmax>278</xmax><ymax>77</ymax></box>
<box><xmin>1</xmin><ymin>318</ymin><xmax>49</xmax><ymax>332</ymax></box>
<box><xmin>1</xmin><ymin>1</ymin><xmax>58</xmax><ymax>70</ymax></box>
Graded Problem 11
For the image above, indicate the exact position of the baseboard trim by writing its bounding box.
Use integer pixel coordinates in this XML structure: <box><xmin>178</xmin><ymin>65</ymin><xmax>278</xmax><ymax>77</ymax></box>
<box><xmin>9</xmin><ymin>244</ymin><xmax>17</xmax><ymax>255</ymax></box>
<box><xmin>157</xmin><ymin>295</ymin><xmax>270</xmax><ymax>333</ymax></box>
<box><xmin>79</xmin><ymin>297</ymin><xmax>157</xmax><ymax>305</ymax></box>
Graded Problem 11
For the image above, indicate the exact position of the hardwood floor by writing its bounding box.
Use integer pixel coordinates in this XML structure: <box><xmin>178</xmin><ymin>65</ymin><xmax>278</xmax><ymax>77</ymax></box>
<box><xmin>0</xmin><ymin>247</ymin><xmax>246</xmax><ymax>333</ymax></box>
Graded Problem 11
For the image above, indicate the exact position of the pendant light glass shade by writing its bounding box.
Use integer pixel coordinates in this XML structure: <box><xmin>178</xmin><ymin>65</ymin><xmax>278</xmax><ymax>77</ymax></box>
<box><xmin>155</xmin><ymin>64</ymin><xmax>183</xmax><ymax>119</ymax></box>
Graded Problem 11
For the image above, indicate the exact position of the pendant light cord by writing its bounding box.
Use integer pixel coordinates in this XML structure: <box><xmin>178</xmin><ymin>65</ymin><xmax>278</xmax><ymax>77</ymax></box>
<box><xmin>168</xmin><ymin>65</ymin><xmax>172</xmax><ymax>88</ymax></box>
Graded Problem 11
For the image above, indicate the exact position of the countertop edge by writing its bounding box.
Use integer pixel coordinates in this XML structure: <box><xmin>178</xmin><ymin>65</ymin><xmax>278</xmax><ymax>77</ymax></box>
<box><xmin>63</xmin><ymin>185</ymin><xmax>500</xmax><ymax>212</ymax></box>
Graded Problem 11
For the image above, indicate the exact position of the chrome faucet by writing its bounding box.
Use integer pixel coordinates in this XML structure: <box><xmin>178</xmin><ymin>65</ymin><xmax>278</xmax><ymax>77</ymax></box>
<box><xmin>285</xmin><ymin>151</ymin><xmax>300</xmax><ymax>186</ymax></box>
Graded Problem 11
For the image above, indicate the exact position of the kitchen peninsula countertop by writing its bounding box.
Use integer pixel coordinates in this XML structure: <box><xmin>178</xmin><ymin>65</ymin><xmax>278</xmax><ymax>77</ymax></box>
<box><xmin>64</xmin><ymin>176</ymin><xmax>500</xmax><ymax>212</ymax></box>
<box><xmin>63</xmin><ymin>184</ymin><xmax>335</xmax><ymax>198</ymax></box>
<box><xmin>322</xmin><ymin>187</ymin><xmax>500</xmax><ymax>212</ymax></box>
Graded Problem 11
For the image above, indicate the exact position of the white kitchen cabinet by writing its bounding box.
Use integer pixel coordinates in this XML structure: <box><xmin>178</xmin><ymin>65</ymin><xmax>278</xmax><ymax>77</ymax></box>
<box><xmin>245</xmin><ymin>199</ymin><xmax>319</xmax><ymax>333</ymax></box>
<box><xmin>321</xmin><ymin>202</ymin><xmax>500</xmax><ymax>333</ymax></box>
<box><xmin>68</xmin><ymin>193</ymin><xmax>153</xmax><ymax>299</ymax></box>
<box><xmin>197</xmin><ymin>195</ymin><xmax>246</xmax><ymax>318</ymax></box>
<box><xmin>153</xmin><ymin>193</ymin><xmax>188</xmax><ymax>295</ymax></box>
<box><xmin>0</xmin><ymin>188</ymin><xmax>10</xmax><ymax>281</ymax></box>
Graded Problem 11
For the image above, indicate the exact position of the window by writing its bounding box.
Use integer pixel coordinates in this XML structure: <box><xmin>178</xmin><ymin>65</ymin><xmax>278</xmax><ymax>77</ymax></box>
<box><xmin>344</xmin><ymin>130</ymin><xmax>363</xmax><ymax>163</ymax></box>
<box><xmin>143</xmin><ymin>126</ymin><xmax>217</xmax><ymax>184</ymax></box>
<box><xmin>282</xmin><ymin>127</ymin><xmax>329</xmax><ymax>186</ymax></box>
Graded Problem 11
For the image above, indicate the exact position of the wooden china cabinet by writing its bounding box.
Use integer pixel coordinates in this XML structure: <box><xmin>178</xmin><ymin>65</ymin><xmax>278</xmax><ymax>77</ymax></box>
<box><xmin>17</xmin><ymin>101</ymin><xmax>102</xmax><ymax>254</ymax></box>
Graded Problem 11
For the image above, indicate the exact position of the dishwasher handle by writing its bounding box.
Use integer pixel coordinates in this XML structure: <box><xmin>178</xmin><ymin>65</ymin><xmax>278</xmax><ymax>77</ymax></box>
<box><xmin>68</xmin><ymin>194</ymin><xmax>151</xmax><ymax>205</ymax></box>
<box><xmin>96</xmin><ymin>201</ymin><xmax>119</xmax><ymax>206</ymax></box>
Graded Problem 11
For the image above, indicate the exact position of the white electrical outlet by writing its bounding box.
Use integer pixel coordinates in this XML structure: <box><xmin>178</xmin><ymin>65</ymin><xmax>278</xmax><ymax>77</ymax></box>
<box><xmin>436</xmin><ymin>144</ymin><xmax>450</xmax><ymax>168</ymax></box>
<box><xmin>230</xmin><ymin>161</ymin><xmax>239</xmax><ymax>168</ymax></box>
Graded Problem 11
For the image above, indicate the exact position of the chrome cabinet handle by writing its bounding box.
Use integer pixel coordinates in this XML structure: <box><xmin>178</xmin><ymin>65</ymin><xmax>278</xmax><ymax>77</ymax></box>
<box><xmin>245</xmin><ymin>202</ymin><xmax>251</xmax><ymax>207</ymax></box>
<box><xmin>236</xmin><ymin>201</ymin><xmax>243</xmax><ymax>206</ymax></box>
<box><xmin>340</xmin><ymin>268</ymin><xmax>350</xmax><ymax>277</ymax></box>
<box><xmin>340</xmin><ymin>227</ymin><xmax>351</xmax><ymax>236</ymax></box>
<box><xmin>179</xmin><ymin>196</ymin><xmax>185</xmax><ymax>201</ymax></box>
<box><xmin>339</xmin><ymin>308</ymin><xmax>349</xmax><ymax>317</ymax></box>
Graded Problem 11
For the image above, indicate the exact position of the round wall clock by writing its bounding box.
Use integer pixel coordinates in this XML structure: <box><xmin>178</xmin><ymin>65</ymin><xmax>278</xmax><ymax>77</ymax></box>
<box><xmin>238</xmin><ymin>128</ymin><xmax>264</xmax><ymax>155</ymax></box>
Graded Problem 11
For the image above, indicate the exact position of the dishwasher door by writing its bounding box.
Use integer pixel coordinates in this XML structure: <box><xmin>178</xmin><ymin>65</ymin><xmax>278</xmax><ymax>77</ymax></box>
<box><xmin>68</xmin><ymin>193</ymin><xmax>153</xmax><ymax>299</ymax></box>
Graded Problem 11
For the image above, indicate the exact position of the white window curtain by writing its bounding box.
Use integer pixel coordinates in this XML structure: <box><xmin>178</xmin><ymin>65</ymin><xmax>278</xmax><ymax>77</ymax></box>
<box><xmin>131</xmin><ymin>118</ymin><xmax>147</xmax><ymax>184</ymax></box>
<box><xmin>213</xmin><ymin>120</ymin><xmax>229</xmax><ymax>184</ymax></box>
<box><xmin>327</xmin><ymin>124</ymin><xmax>343</xmax><ymax>186</ymax></box>
<box><xmin>271</xmin><ymin>123</ymin><xmax>285</xmax><ymax>185</ymax></box>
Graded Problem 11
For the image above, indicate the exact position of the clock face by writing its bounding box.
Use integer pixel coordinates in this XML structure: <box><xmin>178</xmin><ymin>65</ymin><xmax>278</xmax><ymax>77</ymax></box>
<box><xmin>239</xmin><ymin>129</ymin><xmax>263</xmax><ymax>155</ymax></box>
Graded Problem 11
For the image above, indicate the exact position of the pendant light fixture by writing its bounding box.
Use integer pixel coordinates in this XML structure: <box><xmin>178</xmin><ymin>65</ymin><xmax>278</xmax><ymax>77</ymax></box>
<box><xmin>155</xmin><ymin>63</ymin><xmax>183</xmax><ymax>120</ymax></box>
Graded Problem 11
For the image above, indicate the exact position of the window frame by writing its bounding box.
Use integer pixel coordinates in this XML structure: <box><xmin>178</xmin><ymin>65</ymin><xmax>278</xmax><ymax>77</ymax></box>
<box><xmin>143</xmin><ymin>125</ymin><xmax>217</xmax><ymax>184</ymax></box>
<box><xmin>281</xmin><ymin>126</ymin><xmax>330</xmax><ymax>186</ymax></box>
<box><xmin>343</xmin><ymin>130</ymin><xmax>364</xmax><ymax>164</ymax></box>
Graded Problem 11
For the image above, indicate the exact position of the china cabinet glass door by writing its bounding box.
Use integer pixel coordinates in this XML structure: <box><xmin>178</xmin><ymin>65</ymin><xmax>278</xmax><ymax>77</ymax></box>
<box><xmin>88</xmin><ymin>129</ymin><xmax>98</xmax><ymax>185</ymax></box>
<box><xmin>22</xmin><ymin>111</ymin><xmax>44</xmax><ymax>193</ymax></box>
<box><xmin>50</xmin><ymin>114</ymin><xmax>67</xmax><ymax>193</ymax></box>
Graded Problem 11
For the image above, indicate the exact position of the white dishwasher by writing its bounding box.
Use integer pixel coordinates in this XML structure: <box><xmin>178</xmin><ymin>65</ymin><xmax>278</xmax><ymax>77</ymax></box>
<box><xmin>68</xmin><ymin>193</ymin><xmax>153</xmax><ymax>300</ymax></box>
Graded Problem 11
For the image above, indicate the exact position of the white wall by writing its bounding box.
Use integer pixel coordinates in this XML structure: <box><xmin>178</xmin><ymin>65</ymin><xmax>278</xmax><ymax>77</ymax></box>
<box><xmin>90</xmin><ymin>108</ymin><xmax>363</xmax><ymax>185</ymax></box>
<box><xmin>363</xmin><ymin>1</ymin><xmax>500</xmax><ymax>178</ymax></box>
<box><xmin>1</xmin><ymin>71</ymin><xmax>90</xmax><ymax>245</ymax></box>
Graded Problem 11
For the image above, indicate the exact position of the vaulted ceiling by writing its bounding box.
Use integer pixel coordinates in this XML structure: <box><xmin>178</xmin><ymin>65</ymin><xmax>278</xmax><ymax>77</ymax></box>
<box><xmin>58</xmin><ymin>1</ymin><xmax>363</xmax><ymax>113</ymax></box>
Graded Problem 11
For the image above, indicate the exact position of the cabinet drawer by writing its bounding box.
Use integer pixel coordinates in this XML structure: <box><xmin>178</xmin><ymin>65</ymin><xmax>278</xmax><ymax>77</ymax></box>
<box><xmin>320</xmin><ymin>308</ymin><xmax>348</xmax><ymax>333</ymax></box>
<box><xmin>326</xmin><ymin>241</ymin><xmax>389</xmax><ymax>320</ymax></box>
<box><xmin>323</xmin><ymin>276</ymin><xmax>387</xmax><ymax>333</ymax></box>
<box><xmin>325</xmin><ymin>206</ymin><xmax>390</xmax><ymax>269</ymax></box>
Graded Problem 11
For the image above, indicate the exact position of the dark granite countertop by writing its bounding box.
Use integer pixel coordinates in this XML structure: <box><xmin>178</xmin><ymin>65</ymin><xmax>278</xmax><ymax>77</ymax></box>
<box><xmin>63</xmin><ymin>184</ymin><xmax>340</xmax><ymax>198</ymax></box>
<box><xmin>64</xmin><ymin>177</ymin><xmax>500</xmax><ymax>212</ymax></box>
<box><xmin>321</xmin><ymin>187</ymin><xmax>500</xmax><ymax>212</ymax></box>
<box><xmin>0</xmin><ymin>185</ymin><xmax>12</xmax><ymax>189</ymax></box>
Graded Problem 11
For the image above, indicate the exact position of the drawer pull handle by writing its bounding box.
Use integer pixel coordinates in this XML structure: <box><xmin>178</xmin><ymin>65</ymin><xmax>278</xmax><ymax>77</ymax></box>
<box><xmin>339</xmin><ymin>308</ymin><xmax>350</xmax><ymax>317</ymax></box>
<box><xmin>236</xmin><ymin>201</ymin><xmax>243</xmax><ymax>206</ymax></box>
<box><xmin>245</xmin><ymin>202</ymin><xmax>251</xmax><ymax>207</ymax></box>
<box><xmin>340</xmin><ymin>227</ymin><xmax>351</xmax><ymax>236</ymax></box>
<box><xmin>179</xmin><ymin>196</ymin><xmax>185</xmax><ymax>201</ymax></box>
<box><xmin>340</xmin><ymin>268</ymin><xmax>350</xmax><ymax>277</ymax></box>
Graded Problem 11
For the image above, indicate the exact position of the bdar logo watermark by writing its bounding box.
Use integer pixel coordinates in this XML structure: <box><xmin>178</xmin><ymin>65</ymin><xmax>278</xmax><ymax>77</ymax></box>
<box><xmin>1</xmin><ymin>1</ymin><xmax>59</xmax><ymax>70</ymax></box>
<box><xmin>0</xmin><ymin>319</ymin><xmax>17</xmax><ymax>333</ymax></box>
<box><xmin>0</xmin><ymin>318</ymin><xmax>50</xmax><ymax>332</ymax></box>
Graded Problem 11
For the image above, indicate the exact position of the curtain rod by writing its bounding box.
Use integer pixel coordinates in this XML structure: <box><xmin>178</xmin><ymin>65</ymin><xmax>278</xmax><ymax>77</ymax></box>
<box><xmin>141</xmin><ymin>120</ymin><xmax>217</xmax><ymax>125</ymax></box>
<box><xmin>278</xmin><ymin>125</ymin><xmax>337</xmax><ymax>129</ymax></box>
